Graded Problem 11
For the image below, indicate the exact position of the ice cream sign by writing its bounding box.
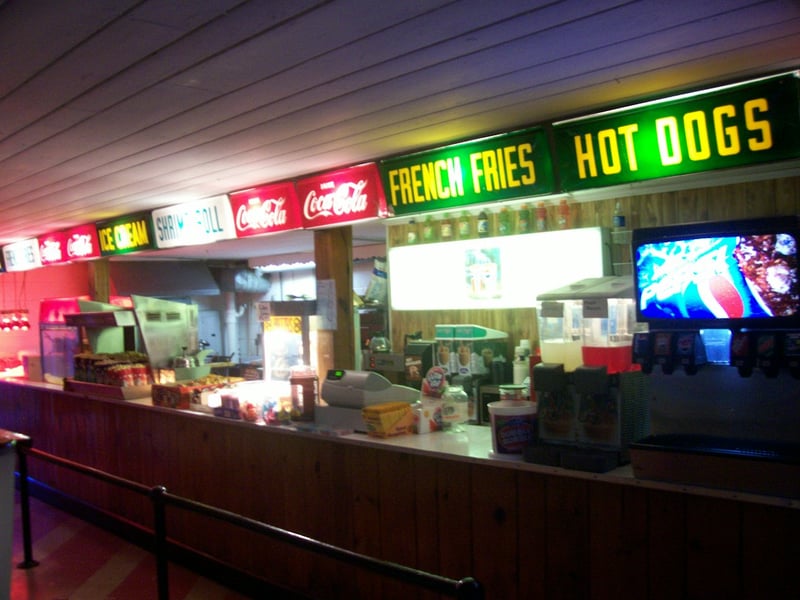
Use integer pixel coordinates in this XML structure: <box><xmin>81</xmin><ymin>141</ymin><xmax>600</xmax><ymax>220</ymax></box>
<box><xmin>296</xmin><ymin>162</ymin><xmax>389</xmax><ymax>228</ymax></box>
<box><xmin>97</xmin><ymin>212</ymin><xmax>155</xmax><ymax>256</ymax></box>
<box><xmin>554</xmin><ymin>73</ymin><xmax>800</xmax><ymax>191</ymax></box>
<box><xmin>228</xmin><ymin>181</ymin><xmax>302</xmax><ymax>237</ymax></box>
<box><xmin>379</xmin><ymin>127</ymin><xmax>555</xmax><ymax>216</ymax></box>
<box><xmin>152</xmin><ymin>195</ymin><xmax>236</xmax><ymax>249</ymax></box>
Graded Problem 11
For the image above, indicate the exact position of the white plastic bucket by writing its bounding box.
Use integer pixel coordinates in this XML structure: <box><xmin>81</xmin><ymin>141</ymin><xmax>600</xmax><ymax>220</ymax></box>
<box><xmin>488</xmin><ymin>401</ymin><xmax>537</xmax><ymax>454</ymax></box>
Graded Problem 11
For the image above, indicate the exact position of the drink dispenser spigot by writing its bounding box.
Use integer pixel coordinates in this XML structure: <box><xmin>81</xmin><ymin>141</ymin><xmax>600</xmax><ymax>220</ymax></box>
<box><xmin>674</xmin><ymin>331</ymin><xmax>707</xmax><ymax>375</ymax></box>
<box><xmin>632</xmin><ymin>332</ymin><xmax>653</xmax><ymax>374</ymax></box>
<box><xmin>652</xmin><ymin>332</ymin><xmax>675</xmax><ymax>374</ymax></box>
<box><xmin>755</xmin><ymin>331</ymin><xmax>782</xmax><ymax>378</ymax></box>
<box><xmin>730</xmin><ymin>331</ymin><xmax>754</xmax><ymax>377</ymax></box>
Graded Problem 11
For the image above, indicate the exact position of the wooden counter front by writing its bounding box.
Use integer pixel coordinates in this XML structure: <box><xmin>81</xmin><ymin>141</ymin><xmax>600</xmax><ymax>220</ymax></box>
<box><xmin>0</xmin><ymin>379</ymin><xmax>798</xmax><ymax>599</ymax></box>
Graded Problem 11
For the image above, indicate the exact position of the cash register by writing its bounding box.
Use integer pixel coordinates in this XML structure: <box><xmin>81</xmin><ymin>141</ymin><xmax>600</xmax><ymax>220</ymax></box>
<box><xmin>316</xmin><ymin>369</ymin><xmax>420</xmax><ymax>432</ymax></box>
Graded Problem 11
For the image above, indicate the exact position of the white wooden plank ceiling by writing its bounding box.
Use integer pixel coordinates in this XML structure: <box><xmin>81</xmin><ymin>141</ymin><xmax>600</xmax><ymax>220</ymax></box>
<box><xmin>0</xmin><ymin>0</ymin><xmax>798</xmax><ymax>259</ymax></box>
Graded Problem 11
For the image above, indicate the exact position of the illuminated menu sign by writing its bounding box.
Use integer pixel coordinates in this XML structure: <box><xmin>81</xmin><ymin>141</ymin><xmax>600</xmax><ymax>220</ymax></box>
<box><xmin>152</xmin><ymin>195</ymin><xmax>237</xmax><ymax>249</ymax></box>
<box><xmin>554</xmin><ymin>73</ymin><xmax>800</xmax><ymax>191</ymax></box>
<box><xmin>38</xmin><ymin>231</ymin><xmax>67</xmax><ymax>265</ymax></box>
<box><xmin>97</xmin><ymin>213</ymin><xmax>155</xmax><ymax>256</ymax></box>
<box><xmin>379</xmin><ymin>127</ymin><xmax>555</xmax><ymax>216</ymax></box>
<box><xmin>3</xmin><ymin>238</ymin><xmax>42</xmax><ymax>272</ymax></box>
<box><xmin>296</xmin><ymin>163</ymin><xmax>389</xmax><ymax>228</ymax></box>
<box><xmin>39</xmin><ymin>225</ymin><xmax>101</xmax><ymax>264</ymax></box>
<box><xmin>228</xmin><ymin>181</ymin><xmax>302</xmax><ymax>237</ymax></box>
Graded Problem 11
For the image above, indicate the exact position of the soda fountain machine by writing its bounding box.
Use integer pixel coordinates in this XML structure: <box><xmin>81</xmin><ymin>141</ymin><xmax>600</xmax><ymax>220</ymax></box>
<box><xmin>627</xmin><ymin>216</ymin><xmax>800</xmax><ymax>498</ymax></box>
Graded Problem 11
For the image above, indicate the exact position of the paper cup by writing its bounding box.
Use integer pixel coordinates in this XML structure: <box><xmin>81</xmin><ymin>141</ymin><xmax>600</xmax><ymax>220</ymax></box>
<box><xmin>488</xmin><ymin>401</ymin><xmax>537</xmax><ymax>454</ymax></box>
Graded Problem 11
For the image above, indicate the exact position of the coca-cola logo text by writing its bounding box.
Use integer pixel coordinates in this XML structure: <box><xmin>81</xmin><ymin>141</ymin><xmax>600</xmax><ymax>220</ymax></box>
<box><xmin>67</xmin><ymin>234</ymin><xmax>94</xmax><ymax>258</ymax></box>
<box><xmin>236</xmin><ymin>197</ymin><xmax>288</xmax><ymax>232</ymax></box>
<box><xmin>40</xmin><ymin>239</ymin><xmax>63</xmax><ymax>263</ymax></box>
<box><xmin>303</xmin><ymin>179</ymin><xmax>369</xmax><ymax>221</ymax></box>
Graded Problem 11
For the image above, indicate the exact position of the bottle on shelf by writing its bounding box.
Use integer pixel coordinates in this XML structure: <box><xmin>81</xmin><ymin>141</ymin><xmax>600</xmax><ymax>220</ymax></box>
<box><xmin>457</xmin><ymin>210</ymin><xmax>472</xmax><ymax>239</ymax></box>
<box><xmin>406</xmin><ymin>218</ymin><xmax>418</xmax><ymax>245</ymax></box>
<box><xmin>440</xmin><ymin>212</ymin><xmax>454</xmax><ymax>241</ymax></box>
<box><xmin>535</xmin><ymin>201</ymin><xmax>547</xmax><ymax>231</ymax></box>
<box><xmin>556</xmin><ymin>198</ymin><xmax>570</xmax><ymax>229</ymax></box>
<box><xmin>517</xmin><ymin>203</ymin><xmax>530</xmax><ymax>234</ymax></box>
<box><xmin>477</xmin><ymin>209</ymin><xmax>490</xmax><ymax>238</ymax></box>
<box><xmin>498</xmin><ymin>206</ymin><xmax>511</xmax><ymax>235</ymax></box>
<box><xmin>422</xmin><ymin>215</ymin><xmax>437</xmax><ymax>243</ymax></box>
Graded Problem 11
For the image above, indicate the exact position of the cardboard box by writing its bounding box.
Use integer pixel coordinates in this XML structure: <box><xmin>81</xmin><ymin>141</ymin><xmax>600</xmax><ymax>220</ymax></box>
<box><xmin>362</xmin><ymin>402</ymin><xmax>413</xmax><ymax>437</ymax></box>
<box><xmin>151</xmin><ymin>384</ymin><xmax>194</xmax><ymax>409</ymax></box>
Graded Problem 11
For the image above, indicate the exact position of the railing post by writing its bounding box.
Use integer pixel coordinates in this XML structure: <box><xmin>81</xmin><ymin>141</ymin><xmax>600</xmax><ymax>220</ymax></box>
<box><xmin>149</xmin><ymin>485</ymin><xmax>169</xmax><ymax>600</ymax></box>
<box><xmin>15</xmin><ymin>439</ymin><xmax>37</xmax><ymax>569</ymax></box>
<box><xmin>456</xmin><ymin>577</ymin><xmax>484</xmax><ymax>600</ymax></box>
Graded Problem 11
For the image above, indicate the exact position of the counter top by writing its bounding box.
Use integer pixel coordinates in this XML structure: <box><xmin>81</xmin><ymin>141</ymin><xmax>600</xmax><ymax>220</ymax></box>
<box><xmin>6</xmin><ymin>377</ymin><xmax>799</xmax><ymax>509</ymax></box>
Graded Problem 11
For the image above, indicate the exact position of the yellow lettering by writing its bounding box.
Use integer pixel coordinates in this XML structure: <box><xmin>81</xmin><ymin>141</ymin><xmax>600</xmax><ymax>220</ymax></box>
<box><xmin>409</xmin><ymin>164</ymin><xmax>425</xmax><ymax>203</ymax></box>
<box><xmin>517</xmin><ymin>143</ymin><xmax>535</xmax><ymax>184</ymax></box>
<box><xmin>432</xmin><ymin>159</ymin><xmax>449</xmax><ymax>199</ymax></box>
<box><xmin>683</xmin><ymin>110</ymin><xmax>711</xmax><ymax>161</ymax></box>
<box><xmin>387</xmin><ymin>168</ymin><xmax>413</xmax><ymax>206</ymax></box>
<box><xmin>98</xmin><ymin>227</ymin><xmax>114</xmax><ymax>252</ymax></box>
<box><xmin>132</xmin><ymin>220</ymin><xmax>149</xmax><ymax>246</ymax></box>
<box><xmin>713</xmin><ymin>105</ymin><xmax>739</xmax><ymax>156</ymax></box>
<box><xmin>420</xmin><ymin>162</ymin><xmax>438</xmax><ymax>200</ymax></box>
<box><xmin>656</xmin><ymin>116</ymin><xmax>682</xmax><ymax>165</ymax></box>
<box><xmin>598</xmin><ymin>128</ymin><xmax>621</xmax><ymax>175</ymax></box>
<box><xmin>574</xmin><ymin>133</ymin><xmax>597</xmax><ymax>179</ymax></box>
<box><xmin>745</xmin><ymin>98</ymin><xmax>772</xmax><ymax>151</ymax></box>
<box><xmin>616</xmin><ymin>124</ymin><xmax>639</xmax><ymax>171</ymax></box>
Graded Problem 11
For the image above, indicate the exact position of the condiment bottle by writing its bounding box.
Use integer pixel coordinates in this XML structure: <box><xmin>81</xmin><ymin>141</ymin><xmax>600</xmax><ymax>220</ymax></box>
<box><xmin>422</xmin><ymin>215</ymin><xmax>436</xmax><ymax>242</ymax></box>
<box><xmin>517</xmin><ymin>203</ymin><xmax>530</xmax><ymax>234</ymax></box>
<box><xmin>498</xmin><ymin>206</ymin><xmax>511</xmax><ymax>235</ymax></box>
<box><xmin>557</xmin><ymin>198</ymin><xmax>570</xmax><ymax>229</ymax></box>
<box><xmin>439</xmin><ymin>212</ymin><xmax>454</xmax><ymax>241</ymax></box>
<box><xmin>457</xmin><ymin>210</ymin><xmax>472</xmax><ymax>239</ymax></box>
<box><xmin>477</xmin><ymin>210</ymin><xmax>490</xmax><ymax>238</ymax></box>
<box><xmin>406</xmin><ymin>218</ymin><xmax>418</xmax><ymax>245</ymax></box>
<box><xmin>535</xmin><ymin>201</ymin><xmax>547</xmax><ymax>231</ymax></box>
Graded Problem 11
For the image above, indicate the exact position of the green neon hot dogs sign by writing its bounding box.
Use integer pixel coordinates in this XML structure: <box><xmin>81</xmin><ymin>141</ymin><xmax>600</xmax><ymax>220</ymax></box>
<box><xmin>554</xmin><ymin>73</ymin><xmax>800</xmax><ymax>191</ymax></box>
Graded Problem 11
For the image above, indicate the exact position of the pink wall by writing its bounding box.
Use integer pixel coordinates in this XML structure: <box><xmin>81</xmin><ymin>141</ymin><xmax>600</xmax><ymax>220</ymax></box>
<box><xmin>0</xmin><ymin>263</ymin><xmax>90</xmax><ymax>358</ymax></box>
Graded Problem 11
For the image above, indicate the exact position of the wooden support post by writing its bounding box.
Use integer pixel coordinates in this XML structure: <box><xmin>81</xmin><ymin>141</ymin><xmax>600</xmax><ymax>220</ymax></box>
<box><xmin>313</xmin><ymin>227</ymin><xmax>355</xmax><ymax>370</ymax></box>
<box><xmin>88</xmin><ymin>258</ymin><xmax>110</xmax><ymax>303</ymax></box>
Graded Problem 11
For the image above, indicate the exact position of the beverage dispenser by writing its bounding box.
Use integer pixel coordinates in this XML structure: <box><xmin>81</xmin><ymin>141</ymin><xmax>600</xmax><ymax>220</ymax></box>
<box><xmin>627</xmin><ymin>217</ymin><xmax>800</xmax><ymax>498</ymax></box>
<box><xmin>529</xmin><ymin>277</ymin><xmax>649</xmax><ymax>472</ymax></box>
<box><xmin>537</xmin><ymin>276</ymin><xmax>642</xmax><ymax>374</ymax></box>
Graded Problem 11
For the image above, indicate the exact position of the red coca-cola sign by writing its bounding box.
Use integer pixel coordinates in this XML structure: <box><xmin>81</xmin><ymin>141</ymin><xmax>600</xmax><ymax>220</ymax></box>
<box><xmin>296</xmin><ymin>163</ymin><xmax>390</xmax><ymax>229</ymax></box>
<box><xmin>38</xmin><ymin>231</ymin><xmax>67</xmax><ymax>265</ymax></box>
<box><xmin>65</xmin><ymin>224</ymin><xmax>101</xmax><ymax>261</ymax></box>
<box><xmin>38</xmin><ymin>224</ymin><xmax>100</xmax><ymax>265</ymax></box>
<box><xmin>228</xmin><ymin>181</ymin><xmax>302</xmax><ymax>238</ymax></box>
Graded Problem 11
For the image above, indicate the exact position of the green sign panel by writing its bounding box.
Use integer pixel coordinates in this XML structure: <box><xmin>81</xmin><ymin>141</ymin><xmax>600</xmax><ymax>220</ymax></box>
<box><xmin>554</xmin><ymin>73</ymin><xmax>800</xmax><ymax>191</ymax></box>
<box><xmin>379</xmin><ymin>127</ymin><xmax>555</xmax><ymax>216</ymax></box>
<box><xmin>96</xmin><ymin>212</ymin><xmax>156</xmax><ymax>256</ymax></box>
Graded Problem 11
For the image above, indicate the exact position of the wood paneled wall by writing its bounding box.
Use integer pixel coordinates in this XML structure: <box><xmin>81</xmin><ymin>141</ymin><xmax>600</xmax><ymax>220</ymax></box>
<box><xmin>386</xmin><ymin>176</ymin><xmax>800</xmax><ymax>356</ymax></box>
<box><xmin>1</xmin><ymin>382</ymin><xmax>798</xmax><ymax>599</ymax></box>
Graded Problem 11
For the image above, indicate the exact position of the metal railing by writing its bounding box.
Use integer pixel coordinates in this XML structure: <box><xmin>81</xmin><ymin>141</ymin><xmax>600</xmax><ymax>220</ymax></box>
<box><xmin>12</xmin><ymin>437</ymin><xmax>484</xmax><ymax>600</ymax></box>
